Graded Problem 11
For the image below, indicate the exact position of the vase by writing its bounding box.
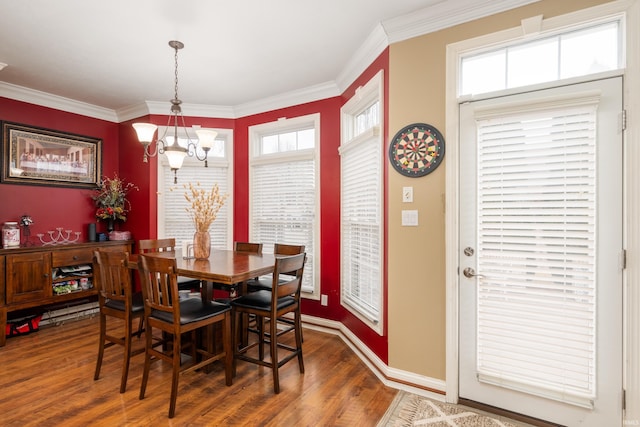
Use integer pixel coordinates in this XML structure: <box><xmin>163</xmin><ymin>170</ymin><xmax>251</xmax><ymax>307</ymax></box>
<box><xmin>21</xmin><ymin>225</ymin><xmax>31</xmax><ymax>246</ymax></box>
<box><xmin>193</xmin><ymin>231</ymin><xmax>211</xmax><ymax>260</ymax></box>
<box><xmin>107</xmin><ymin>219</ymin><xmax>115</xmax><ymax>233</ymax></box>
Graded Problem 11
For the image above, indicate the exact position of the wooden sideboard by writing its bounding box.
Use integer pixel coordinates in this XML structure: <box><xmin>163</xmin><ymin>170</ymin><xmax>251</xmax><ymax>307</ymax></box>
<box><xmin>0</xmin><ymin>240</ymin><xmax>133</xmax><ymax>347</ymax></box>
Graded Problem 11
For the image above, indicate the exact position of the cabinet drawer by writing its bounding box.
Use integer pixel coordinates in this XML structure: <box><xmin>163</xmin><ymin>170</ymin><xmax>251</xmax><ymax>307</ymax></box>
<box><xmin>52</xmin><ymin>248</ymin><xmax>93</xmax><ymax>267</ymax></box>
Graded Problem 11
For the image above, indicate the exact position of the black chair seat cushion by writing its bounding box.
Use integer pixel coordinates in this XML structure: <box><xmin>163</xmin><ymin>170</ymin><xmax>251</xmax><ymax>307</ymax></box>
<box><xmin>231</xmin><ymin>290</ymin><xmax>295</xmax><ymax>311</ymax></box>
<box><xmin>246</xmin><ymin>276</ymin><xmax>288</xmax><ymax>292</ymax></box>
<box><xmin>105</xmin><ymin>292</ymin><xmax>145</xmax><ymax>313</ymax></box>
<box><xmin>150</xmin><ymin>298</ymin><xmax>230</xmax><ymax>325</ymax></box>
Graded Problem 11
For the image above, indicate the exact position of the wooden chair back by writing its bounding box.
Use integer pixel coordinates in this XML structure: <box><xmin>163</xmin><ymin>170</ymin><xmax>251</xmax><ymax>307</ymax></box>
<box><xmin>274</xmin><ymin>243</ymin><xmax>305</xmax><ymax>256</ymax></box>
<box><xmin>271</xmin><ymin>253</ymin><xmax>306</xmax><ymax>303</ymax></box>
<box><xmin>93</xmin><ymin>250</ymin><xmax>132</xmax><ymax>307</ymax></box>
<box><xmin>274</xmin><ymin>244</ymin><xmax>305</xmax><ymax>276</ymax></box>
<box><xmin>138</xmin><ymin>238</ymin><xmax>177</xmax><ymax>254</ymax></box>
<box><xmin>137</xmin><ymin>254</ymin><xmax>180</xmax><ymax>323</ymax></box>
<box><xmin>234</xmin><ymin>241</ymin><xmax>263</xmax><ymax>254</ymax></box>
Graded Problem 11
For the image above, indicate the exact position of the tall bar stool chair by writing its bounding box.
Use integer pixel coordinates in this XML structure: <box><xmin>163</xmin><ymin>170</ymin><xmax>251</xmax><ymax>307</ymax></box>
<box><xmin>245</xmin><ymin>243</ymin><xmax>305</xmax><ymax>341</ymax></box>
<box><xmin>93</xmin><ymin>249</ymin><xmax>145</xmax><ymax>393</ymax></box>
<box><xmin>231</xmin><ymin>252</ymin><xmax>306</xmax><ymax>393</ymax></box>
<box><xmin>137</xmin><ymin>254</ymin><xmax>233</xmax><ymax>418</ymax></box>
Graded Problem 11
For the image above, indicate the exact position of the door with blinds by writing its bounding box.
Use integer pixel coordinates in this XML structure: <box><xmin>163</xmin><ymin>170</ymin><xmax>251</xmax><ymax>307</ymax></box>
<box><xmin>459</xmin><ymin>78</ymin><xmax>623</xmax><ymax>426</ymax></box>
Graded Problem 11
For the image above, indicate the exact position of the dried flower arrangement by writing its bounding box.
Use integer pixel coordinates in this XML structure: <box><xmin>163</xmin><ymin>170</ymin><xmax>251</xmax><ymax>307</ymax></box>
<box><xmin>182</xmin><ymin>182</ymin><xmax>228</xmax><ymax>232</ymax></box>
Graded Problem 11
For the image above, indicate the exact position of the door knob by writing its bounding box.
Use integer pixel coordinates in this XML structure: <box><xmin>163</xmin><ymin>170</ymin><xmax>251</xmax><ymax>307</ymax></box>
<box><xmin>463</xmin><ymin>267</ymin><xmax>484</xmax><ymax>279</ymax></box>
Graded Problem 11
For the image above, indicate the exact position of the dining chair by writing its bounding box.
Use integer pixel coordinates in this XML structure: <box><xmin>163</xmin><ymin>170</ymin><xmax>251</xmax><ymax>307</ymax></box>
<box><xmin>93</xmin><ymin>249</ymin><xmax>145</xmax><ymax>393</ymax></box>
<box><xmin>137</xmin><ymin>253</ymin><xmax>232</xmax><ymax>419</ymax></box>
<box><xmin>245</xmin><ymin>243</ymin><xmax>305</xmax><ymax>341</ymax></box>
<box><xmin>138</xmin><ymin>238</ymin><xmax>201</xmax><ymax>292</ymax></box>
<box><xmin>231</xmin><ymin>252</ymin><xmax>306</xmax><ymax>394</ymax></box>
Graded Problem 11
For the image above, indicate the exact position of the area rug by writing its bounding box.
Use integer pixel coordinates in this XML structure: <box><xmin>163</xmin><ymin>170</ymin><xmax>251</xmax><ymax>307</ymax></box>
<box><xmin>377</xmin><ymin>391</ymin><xmax>519</xmax><ymax>427</ymax></box>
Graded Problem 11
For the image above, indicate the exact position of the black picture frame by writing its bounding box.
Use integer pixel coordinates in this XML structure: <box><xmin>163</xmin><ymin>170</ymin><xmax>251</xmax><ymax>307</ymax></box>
<box><xmin>1</xmin><ymin>121</ymin><xmax>102</xmax><ymax>189</ymax></box>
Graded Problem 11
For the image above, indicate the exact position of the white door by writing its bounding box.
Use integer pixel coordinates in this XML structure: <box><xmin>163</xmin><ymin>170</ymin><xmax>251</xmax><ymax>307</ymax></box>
<box><xmin>459</xmin><ymin>78</ymin><xmax>623</xmax><ymax>426</ymax></box>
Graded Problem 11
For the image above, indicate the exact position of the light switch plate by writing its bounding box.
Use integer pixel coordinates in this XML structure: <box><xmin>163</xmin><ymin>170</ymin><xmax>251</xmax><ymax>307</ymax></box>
<box><xmin>403</xmin><ymin>186</ymin><xmax>413</xmax><ymax>203</ymax></box>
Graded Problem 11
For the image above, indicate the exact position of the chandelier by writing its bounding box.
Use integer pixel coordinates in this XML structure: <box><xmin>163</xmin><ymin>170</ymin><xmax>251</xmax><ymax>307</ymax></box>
<box><xmin>132</xmin><ymin>40</ymin><xmax>217</xmax><ymax>183</ymax></box>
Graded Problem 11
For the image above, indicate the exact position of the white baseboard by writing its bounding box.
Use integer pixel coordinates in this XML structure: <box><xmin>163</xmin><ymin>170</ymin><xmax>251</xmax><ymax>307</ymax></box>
<box><xmin>301</xmin><ymin>314</ymin><xmax>446</xmax><ymax>401</ymax></box>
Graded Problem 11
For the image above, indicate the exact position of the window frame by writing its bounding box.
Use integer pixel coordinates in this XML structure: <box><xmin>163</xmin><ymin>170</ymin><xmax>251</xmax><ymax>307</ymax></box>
<box><xmin>339</xmin><ymin>70</ymin><xmax>385</xmax><ymax>335</ymax></box>
<box><xmin>248</xmin><ymin>114</ymin><xmax>321</xmax><ymax>299</ymax></box>
<box><xmin>157</xmin><ymin>127</ymin><xmax>234</xmax><ymax>251</ymax></box>
<box><xmin>457</xmin><ymin>12</ymin><xmax>626</xmax><ymax>99</ymax></box>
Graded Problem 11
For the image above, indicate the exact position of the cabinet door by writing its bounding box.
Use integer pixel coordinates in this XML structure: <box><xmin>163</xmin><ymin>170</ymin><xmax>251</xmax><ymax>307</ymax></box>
<box><xmin>6</xmin><ymin>252</ymin><xmax>52</xmax><ymax>304</ymax></box>
<box><xmin>0</xmin><ymin>255</ymin><xmax>5</xmax><ymax>305</ymax></box>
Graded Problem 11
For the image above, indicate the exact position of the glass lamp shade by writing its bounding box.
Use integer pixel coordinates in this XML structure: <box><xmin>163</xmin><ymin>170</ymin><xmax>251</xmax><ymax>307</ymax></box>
<box><xmin>164</xmin><ymin>146</ymin><xmax>188</xmax><ymax>170</ymax></box>
<box><xmin>132</xmin><ymin>123</ymin><xmax>158</xmax><ymax>143</ymax></box>
<box><xmin>195</xmin><ymin>129</ymin><xmax>218</xmax><ymax>150</ymax></box>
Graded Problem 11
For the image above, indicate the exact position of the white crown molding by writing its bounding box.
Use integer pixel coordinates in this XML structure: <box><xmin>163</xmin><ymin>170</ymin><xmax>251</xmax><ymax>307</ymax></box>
<box><xmin>117</xmin><ymin>101</ymin><xmax>236</xmax><ymax>122</ymax></box>
<box><xmin>383</xmin><ymin>0</ymin><xmax>541</xmax><ymax>44</ymax></box>
<box><xmin>0</xmin><ymin>81</ymin><xmax>118</xmax><ymax>122</ymax></box>
<box><xmin>116</xmin><ymin>102</ymin><xmax>153</xmax><ymax>122</ymax></box>
<box><xmin>335</xmin><ymin>23</ymin><xmax>390</xmax><ymax>93</ymax></box>
<box><xmin>233</xmin><ymin>81</ymin><xmax>340</xmax><ymax>118</ymax></box>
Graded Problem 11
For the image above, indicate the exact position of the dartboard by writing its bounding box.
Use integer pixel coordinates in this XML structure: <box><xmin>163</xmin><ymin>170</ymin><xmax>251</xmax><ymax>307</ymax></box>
<box><xmin>389</xmin><ymin>123</ymin><xmax>445</xmax><ymax>177</ymax></box>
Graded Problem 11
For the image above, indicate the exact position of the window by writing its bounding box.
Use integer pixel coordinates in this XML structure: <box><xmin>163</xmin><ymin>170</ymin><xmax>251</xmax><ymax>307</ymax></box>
<box><xmin>157</xmin><ymin>128</ymin><xmax>233</xmax><ymax>252</ymax></box>
<box><xmin>249</xmin><ymin>115</ymin><xmax>319</xmax><ymax>297</ymax></box>
<box><xmin>460</xmin><ymin>20</ymin><xmax>623</xmax><ymax>96</ymax></box>
<box><xmin>340</xmin><ymin>70</ymin><xmax>384</xmax><ymax>334</ymax></box>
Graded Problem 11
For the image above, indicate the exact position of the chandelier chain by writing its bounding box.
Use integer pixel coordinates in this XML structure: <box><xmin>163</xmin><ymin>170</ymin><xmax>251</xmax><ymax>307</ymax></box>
<box><xmin>174</xmin><ymin>45</ymin><xmax>180</xmax><ymax>102</ymax></box>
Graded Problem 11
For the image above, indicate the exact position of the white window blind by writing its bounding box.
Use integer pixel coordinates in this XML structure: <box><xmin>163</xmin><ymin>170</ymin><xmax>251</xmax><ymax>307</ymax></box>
<box><xmin>250</xmin><ymin>119</ymin><xmax>317</xmax><ymax>295</ymax></box>
<box><xmin>160</xmin><ymin>159</ymin><xmax>230</xmax><ymax>250</ymax></box>
<box><xmin>475</xmin><ymin>102</ymin><xmax>598</xmax><ymax>408</ymax></box>
<box><xmin>251</xmin><ymin>160</ymin><xmax>315</xmax><ymax>293</ymax></box>
<box><xmin>340</xmin><ymin>128</ymin><xmax>382</xmax><ymax>323</ymax></box>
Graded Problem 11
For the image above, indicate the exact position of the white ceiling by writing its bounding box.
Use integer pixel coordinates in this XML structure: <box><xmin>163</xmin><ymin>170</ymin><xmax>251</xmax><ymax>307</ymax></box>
<box><xmin>0</xmin><ymin>0</ymin><xmax>536</xmax><ymax>120</ymax></box>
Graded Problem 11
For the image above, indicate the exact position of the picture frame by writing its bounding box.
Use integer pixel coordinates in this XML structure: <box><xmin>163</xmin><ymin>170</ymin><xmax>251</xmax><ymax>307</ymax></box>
<box><xmin>1</xmin><ymin>121</ymin><xmax>102</xmax><ymax>189</ymax></box>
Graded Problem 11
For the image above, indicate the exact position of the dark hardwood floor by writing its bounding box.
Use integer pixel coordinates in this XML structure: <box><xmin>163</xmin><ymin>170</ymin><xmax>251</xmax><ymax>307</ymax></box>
<box><xmin>0</xmin><ymin>314</ymin><xmax>397</xmax><ymax>426</ymax></box>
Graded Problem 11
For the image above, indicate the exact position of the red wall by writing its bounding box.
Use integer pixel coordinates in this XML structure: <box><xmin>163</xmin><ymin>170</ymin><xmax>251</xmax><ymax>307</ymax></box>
<box><xmin>0</xmin><ymin>98</ymin><xmax>120</xmax><ymax>239</ymax></box>
<box><xmin>0</xmin><ymin>48</ymin><xmax>390</xmax><ymax>362</ymax></box>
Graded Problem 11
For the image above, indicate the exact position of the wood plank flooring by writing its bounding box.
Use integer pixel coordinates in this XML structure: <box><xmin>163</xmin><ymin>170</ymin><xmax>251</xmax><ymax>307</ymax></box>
<box><xmin>0</xmin><ymin>315</ymin><xmax>397</xmax><ymax>426</ymax></box>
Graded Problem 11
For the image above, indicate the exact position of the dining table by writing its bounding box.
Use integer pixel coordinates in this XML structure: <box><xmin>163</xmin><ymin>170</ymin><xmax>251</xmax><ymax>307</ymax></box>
<box><xmin>128</xmin><ymin>248</ymin><xmax>277</xmax><ymax>360</ymax></box>
<box><xmin>129</xmin><ymin>248</ymin><xmax>276</xmax><ymax>294</ymax></box>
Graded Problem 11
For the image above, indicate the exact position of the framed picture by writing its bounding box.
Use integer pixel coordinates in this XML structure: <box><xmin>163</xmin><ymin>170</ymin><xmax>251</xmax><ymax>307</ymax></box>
<box><xmin>1</xmin><ymin>121</ymin><xmax>102</xmax><ymax>189</ymax></box>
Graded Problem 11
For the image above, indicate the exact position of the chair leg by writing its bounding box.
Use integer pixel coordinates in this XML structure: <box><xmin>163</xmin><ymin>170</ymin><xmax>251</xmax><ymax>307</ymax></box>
<box><xmin>94</xmin><ymin>312</ymin><xmax>106</xmax><ymax>381</ymax></box>
<box><xmin>223</xmin><ymin>311</ymin><xmax>233</xmax><ymax>386</ymax></box>
<box><xmin>295</xmin><ymin>311</ymin><xmax>304</xmax><ymax>373</ymax></box>
<box><xmin>135</xmin><ymin>317</ymin><xmax>144</xmax><ymax>337</ymax></box>
<box><xmin>120</xmin><ymin>315</ymin><xmax>133</xmax><ymax>393</ymax></box>
<box><xmin>270</xmin><ymin>314</ymin><xmax>280</xmax><ymax>394</ymax></box>
<box><xmin>139</xmin><ymin>323</ymin><xmax>153</xmax><ymax>400</ymax></box>
<box><xmin>258</xmin><ymin>316</ymin><xmax>265</xmax><ymax>361</ymax></box>
<box><xmin>232</xmin><ymin>310</ymin><xmax>239</xmax><ymax>377</ymax></box>
<box><xmin>168</xmin><ymin>333</ymin><xmax>181</xmax><ymax>418</ymax></box>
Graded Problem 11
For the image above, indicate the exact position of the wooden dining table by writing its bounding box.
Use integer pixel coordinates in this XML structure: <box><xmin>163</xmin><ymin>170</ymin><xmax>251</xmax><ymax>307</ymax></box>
<box><xmin>129</xmin><ymin>249</ymin><xmax>276</xmax><ymax>300</ymax></box>
<box><xmin>128</xmin><ymin>249</ymin><xmax>277</xmax><ymax>355</ymax></box>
